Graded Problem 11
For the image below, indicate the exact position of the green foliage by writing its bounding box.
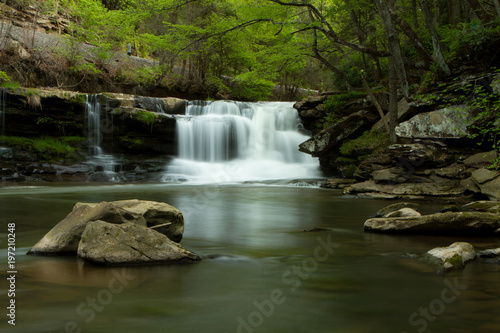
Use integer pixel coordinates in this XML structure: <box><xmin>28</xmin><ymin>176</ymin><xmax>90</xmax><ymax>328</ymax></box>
<box><xmin>0</xmin><ymin>135</ymin><xmax>84</xmax><ymax>162</ymax></box>
<box><xmin>339</xmin><ymin>129</ymin><xmax>390</xmax><ymax>158</ymax></box>
<box><xmin>231</xmin><ymin>72</ymin><xmax>275</xmax><ymax>101</ymax></box>
<box><xmin>135</xmin><ymin>110</ymin><xmax>156</xmax><ymax>125</ymax></box>
<box><xmin>440</xmin><ymin>72</ymin><xmax>500</xmax><ymax>169</ymax></box>
<box><xmin>322</xmin><ymin>92</ymin><xmax>368</xmax><ymax>128</ymax></box>
<box><xmin>0</xmin><ymin>71</ymin><xmax>12</xmax><ymax>85</ymax></box>
<box><xmin>444</xmin><ymin>21</ymin><xmax>499</xmax><ymax>61</ymax></box>
<box><xmin>324</xmin><ymin>92</ymin><xmax>367</xmax><ymax>113</ymax></box>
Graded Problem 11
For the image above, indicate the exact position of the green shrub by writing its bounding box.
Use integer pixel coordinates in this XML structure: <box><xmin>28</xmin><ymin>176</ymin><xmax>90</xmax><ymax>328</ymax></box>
<box><xmin>0</xmin><ymin>135</ymin><xmax>84</xmax><ymax>162</ymax></box>
<box><xmin>323</xmin><ymin>92</ymin><xmax>367</xmax><ymax>113</ymax></box>
<box><xmin>339</xmin><ymin>129</ymin><xmax>390</xmax><ymax>157</ymax></box>
<box><xmin>0</xmin><ymin>71</ymin><xmax>11</xmax><ymax>85</ymax></box>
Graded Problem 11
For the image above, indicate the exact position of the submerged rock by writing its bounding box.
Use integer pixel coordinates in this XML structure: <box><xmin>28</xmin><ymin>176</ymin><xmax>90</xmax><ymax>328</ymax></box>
<box><xmin>476</xmin><ymin>248</ymin><xmax>500</xmax><ymax>258</ymax></box>
<box><xmin>424</xmin><ymin>242</ymin><xmax>476</xmax><ymax>273</ymax></box>
<box><xmin>77</xmin><ymin>221</ymin><xmax>200</xmax><ymax>265</ymax></box>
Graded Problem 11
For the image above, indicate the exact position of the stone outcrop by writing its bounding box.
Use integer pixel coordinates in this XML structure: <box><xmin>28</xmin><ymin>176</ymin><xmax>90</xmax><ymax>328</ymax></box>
<box><xmin>468</xmin><ymin>168</ymin><xmax>500</xmax><ymax>201</ymax></box>
<box><xmin>395</xmin><ymin>105</ymin><xmax>471</xmax><ymax>139</ymax></box>
<box><xmin>343</xmin><ymin>143</ymin><xmax>498</xmax><ymax>199</ymax></box>
<box><xmin>77</xmin><ymin>221</ymin><xmax>200</xmax><ymax>265</ymax></box>
<box><xmin>423</xmin><ymin>242</ymin><xmax>476</xmax><ymax>273</ymax></box>
<box><xmin>0</xmin><ymin>88</ymin><xmax>183</xmax><ymax>182</ymax></box>
<box><xmin>131</xmin><ymin>96</ymin><xmax>187</xmax><ymax>115</ymax></box>
<box><xmin>27</xmin><ymin>200</ymin><xmax>193</xmax><ymax>264</ymax></box>
<box><xmin>299</xmin><ymin>109</ymin><xmax>379</xmax><ymax>157</ymax></box>
<box><xmin>364</xmin><ymin>211</ymin><xmax>500</xmax><ymax>235</ymax></box>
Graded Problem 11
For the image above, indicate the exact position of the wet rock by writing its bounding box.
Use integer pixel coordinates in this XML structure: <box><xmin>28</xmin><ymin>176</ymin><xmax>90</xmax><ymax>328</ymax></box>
<box><xmin>77</xmin><ymin>221</ymin><xmax>200</xmax><ymax>265</ymax></box>
<box><xmin>345</xmin><ymin>180</ymin><xmax>465</xmax><ymax>198</ymax></box>
<box><xmin>28</xmin><ymin>202</ymin><xmax>147</xmax><ymax>255</ymax></box>
<box><xmin>299</xmin><ymin>109</ymin><xmax>379</xmax><ymax>157</ymax></box>
<box><xmin>477</xmin><ymin>176</ymin><xmax>500</xmax><ymax>201</ymax></box>
<box><xmin>464</xmin><ymin>151</ymin><xmax>499</xmax><ymax>167</ymax></box>
<box><xmin>471</xmin><ymin>168</ymin><xmax>499</xmax><ymax>184</ymax></box>
<box><xmin>460</xmin><ymin>178</ymin><xmax>481</xmax><ymax>193</ymax></box>
<box><xmin>476</xmin><ymin>248</ymin><xmax>500</xmax><ymax>258</ymax></box>
<box><xmin>424</xmin><ymin>242</ymin><xmax>476</xmax><ymax>273</ymax></box>
<box><xmin>364</xmin><ymin>211</ymin><xmax>500</xmax><ymax>235</ymax></box>
<box><xmin>321</xmin><ymin>178</ymin><xmax>356</xmax><ymax>189</ymax></box>
<box><xmin>354</xmin><ymin>142</ymin><xmax>459</xmax><ymax>180</ymax></box>
<box><xmin>75</xmin><ymin>199</ymin><xmax>184</xmax><ymax>242</ymax></box>
<box><xmin>395</xmin><ymin>105</ymin><xmax>471</xmax><ymax>139</ymax></box>
<box><xmin>385</xmin><ymin>208</ymin><xmax>421</xmax><ymax>218</ymax></box>
<box><xmin>461</xmin><ymin>201</ymin><xmax>500</xmax><ymax>213</ymax></box>
<box><xmin>134</xmin><ymin>96</ymin><xmax>186</xmax><ymax>114</ymax></box>
<box><xmin>372</xmin><ymin>202</ymin><xmax>421</xmax><ymax>218</ymax></box>
<box><xmin>294</xmin><ymin>95</ymin><xmax>329</xmax><ymax>112</ymax></box>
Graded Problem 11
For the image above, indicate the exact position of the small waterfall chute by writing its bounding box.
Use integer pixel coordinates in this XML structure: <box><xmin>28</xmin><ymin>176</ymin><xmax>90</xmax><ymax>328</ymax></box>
<box><xmin>85</xmin><ymin>95</ymin><xmax>121</xmax><ymax>181</ymax></box>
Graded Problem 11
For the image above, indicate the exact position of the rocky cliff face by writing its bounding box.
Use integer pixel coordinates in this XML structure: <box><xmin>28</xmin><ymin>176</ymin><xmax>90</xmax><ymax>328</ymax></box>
<box><xmin>0</xmin><ymin>88</ymin><xmax>186</xmax><ymax>182</ymax></box>
<box><xmin>295</xmin><ymin>73</ymin><xmax>500</xmax><ymax>200</ymax></box>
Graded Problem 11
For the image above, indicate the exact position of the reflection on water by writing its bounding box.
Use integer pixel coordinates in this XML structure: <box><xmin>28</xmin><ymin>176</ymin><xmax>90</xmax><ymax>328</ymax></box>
<box><xmin>0</xmin><ymin>184</ymin><xmax>499</xmax><ymax>333</ymax></box>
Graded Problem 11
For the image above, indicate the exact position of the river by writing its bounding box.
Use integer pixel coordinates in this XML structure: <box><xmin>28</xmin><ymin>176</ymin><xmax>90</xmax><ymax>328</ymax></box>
<box><xmin>0</xmin><ymin>183</ymin><xmax>499</xmax><ymax>333</ymax></box>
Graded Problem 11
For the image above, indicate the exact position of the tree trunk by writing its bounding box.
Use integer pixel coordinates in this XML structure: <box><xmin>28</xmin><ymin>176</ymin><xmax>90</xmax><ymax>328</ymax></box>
<box><xmin>388</xmin><ymin>57</ymin><xmax>398</xmax><ymax>144</ymax></box>
<box><xmin>466</xmin><ymin>0</ymin><xmax>493</xmax><ymax>22</ymax></box>
<box><xmin>344</xmin><ymin>0</ymin><xmax>367</xmax><ymax>44</ymax></box>
<box><xmin>391</xmin><ymin>11</ymin><xmax>434</xmax><ymax>66</ymax></box>
<box><xmin>494</xmin><ymin>0</ymin><xmax>500</xmax><ymax>19</ymax></box>
<box><xmin>335</xmin><ymin>44</ymin><xmax>390</xmax><ymax>134</ymax></box>
<box><xmin>412</xmin><ymin>0</ymin><xmax>419</xmax><ymax>28</ymax></box>
<box><xmin>448</xmin><ymin>0</ymin><xmax>462</xmax><ymax>26</ymax></box>
<box><xmin>420</xmin><ymin>0</ymin><xmax>451</xmax><ymax>76</ymax></box>
<box><xmin>374</xmin><ymin>0</ymin><xmax>409</xmax><ymax>98</ymax></box>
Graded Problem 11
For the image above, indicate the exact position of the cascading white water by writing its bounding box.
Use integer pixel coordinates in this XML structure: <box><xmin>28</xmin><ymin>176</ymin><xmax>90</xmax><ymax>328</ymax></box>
<box><xmin>85</xmin><ymin>95</ymin><xmax>119</xmax><ymax>179</ymax></box>
<box><xmin>165</xmin><ymin>100</ymin><xmax>320</xmax><ymax>183</ymax></box>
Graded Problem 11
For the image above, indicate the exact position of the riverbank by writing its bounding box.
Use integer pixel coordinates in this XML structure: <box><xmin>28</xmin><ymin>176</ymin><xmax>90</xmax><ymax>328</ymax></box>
<box><xmin>295</xmin><ymin>69</ymin><xmax>500</xmax><ymax>201</ymax></box>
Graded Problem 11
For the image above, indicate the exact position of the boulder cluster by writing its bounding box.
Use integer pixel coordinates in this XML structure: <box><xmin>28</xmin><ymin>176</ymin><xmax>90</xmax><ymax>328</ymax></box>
<box><xmin>364</xmin><ymin>201</ymin><xmax>500</xmax><ymax>273</ymax></box>
<box><xmin>28</xmin><ymin>200</ymin><xmax>201</xmax><ymax>265</ymax></box>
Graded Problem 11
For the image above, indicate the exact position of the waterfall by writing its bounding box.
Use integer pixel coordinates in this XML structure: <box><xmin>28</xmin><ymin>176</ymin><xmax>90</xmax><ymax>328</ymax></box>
<box><xmin>164</xmin><ymin>100</ymin><xmax>319</xmax><ymax>183</ymax></box>
<box><xmin>85</xmin><ymin>95</ymin><xmax>120</xmax><ymax>180</ymax></box>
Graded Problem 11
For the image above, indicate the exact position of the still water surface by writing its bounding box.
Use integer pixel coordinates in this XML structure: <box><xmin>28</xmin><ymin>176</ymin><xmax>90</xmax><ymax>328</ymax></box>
<box><xmin>1</xmin><ymin>184</ymin><xmax>499</xmax><ymax>333</ymax></box>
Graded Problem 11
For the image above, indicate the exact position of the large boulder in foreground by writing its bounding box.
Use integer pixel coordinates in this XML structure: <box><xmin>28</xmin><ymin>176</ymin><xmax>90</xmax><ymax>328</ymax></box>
<box><xmin>75</xmin><ymin>199</ymin><xmax>184</xmax><ymax>242</ymax></box>
<box><xmin>364</xmin><ymin>211</ymin><xmax>500</xmax><ymax>235</ymax></box>
<box><xmin>28</xmin><ymin>202</ymin><xmax>147</xmax><ymax>255</ymax></box>
<box><xmin>78</xmin><ymin>221</ymin><xmax>200</xmax><ymax>265</ymax></box>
